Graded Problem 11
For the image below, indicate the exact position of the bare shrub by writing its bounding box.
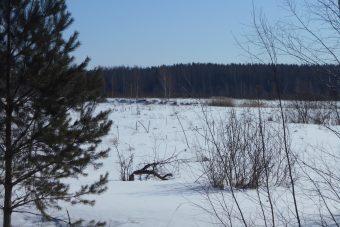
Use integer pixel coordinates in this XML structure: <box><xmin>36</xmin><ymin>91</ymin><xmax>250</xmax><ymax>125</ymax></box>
<box><xmin>285</xmin><ymin>100</ymin><xmax>340</xmax><ymax>125</ymax></box>
<box><xmin>204</xmin><ymin>155</ymin><xmax>226</xmax><ymax>189</ymax></box>
<box><xmin>198</xmin><ymin>109</ymin><xmax>292</xmax><ymax>189</ymax></box>
<box><xmin>261</xmin><ymin>100</ymin><xmax>340</xmax><ymax>127</ymax></box>
<box><xmin>113</xmin><ymin>138</ymin><xmax>134</xmax><ymax>181</ymax></box>
<box><xmin>117</xmin><ymin>150</ymin><xmax>134</xmax><ymax>181</ymax></box>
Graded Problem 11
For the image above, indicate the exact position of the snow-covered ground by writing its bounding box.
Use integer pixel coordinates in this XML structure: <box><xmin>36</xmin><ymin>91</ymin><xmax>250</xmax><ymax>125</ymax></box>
<box><xmin>8</xmin><ymin>99</ymin><xmax>340</xmax><ymax>226</ymax></box>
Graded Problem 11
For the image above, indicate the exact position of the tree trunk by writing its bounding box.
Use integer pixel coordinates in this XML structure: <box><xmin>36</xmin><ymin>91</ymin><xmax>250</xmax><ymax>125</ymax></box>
<box><xmin>3</xmin><ymin>0</ymin><xmax>13</xmax><ymax>226</ymax></box>
<box><xmin>3</xmin><ymin>170</ymin><xmax>13</xmax><ymax>227</ymax></box>
<box><xmin>3</xmin><ymin>110</ymin><xmax>13</xmax><ymax>227</ymax></box>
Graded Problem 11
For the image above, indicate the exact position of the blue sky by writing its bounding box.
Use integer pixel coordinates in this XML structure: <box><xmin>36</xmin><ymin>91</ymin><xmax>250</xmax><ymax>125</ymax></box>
<box><xmin>66</xmin><ymin>1</ymin><xmax>283</xmax><ymax>68</ymax></box>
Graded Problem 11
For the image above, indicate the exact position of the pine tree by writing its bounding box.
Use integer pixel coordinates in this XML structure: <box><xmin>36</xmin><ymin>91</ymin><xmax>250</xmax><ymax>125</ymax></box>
<box><xmin>0</xmin><ymin>0</ymin><xmax>112</xmax><ymax>226</ymax></box>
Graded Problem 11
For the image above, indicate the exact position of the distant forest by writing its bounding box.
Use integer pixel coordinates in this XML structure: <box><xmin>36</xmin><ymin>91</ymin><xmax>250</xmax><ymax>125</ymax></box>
<box><xmin>100</xmin><ymin>63</ymin><xmax>340</xmax><ymax>100</ymax></box>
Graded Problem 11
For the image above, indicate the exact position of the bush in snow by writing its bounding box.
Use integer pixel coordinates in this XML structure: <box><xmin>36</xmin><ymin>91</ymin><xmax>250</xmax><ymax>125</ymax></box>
<box><xmin>198</xmin><ymin>109</ymin><xmax>293</xmax><ymax>189</ymax></box>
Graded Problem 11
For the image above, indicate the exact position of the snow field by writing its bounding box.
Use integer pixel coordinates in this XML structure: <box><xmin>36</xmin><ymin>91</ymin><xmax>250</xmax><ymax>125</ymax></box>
<box><xmin>8</xmin><ymin>99</ymin><xmax>340</xmax><ymax>226</ymax></box>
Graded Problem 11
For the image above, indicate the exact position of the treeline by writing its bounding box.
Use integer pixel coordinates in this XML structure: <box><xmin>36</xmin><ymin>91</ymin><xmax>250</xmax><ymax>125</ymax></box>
<box><xmin>100</xmin><ymin>63</ymin><xmax>339</xmax><ymax>100</ymax></box>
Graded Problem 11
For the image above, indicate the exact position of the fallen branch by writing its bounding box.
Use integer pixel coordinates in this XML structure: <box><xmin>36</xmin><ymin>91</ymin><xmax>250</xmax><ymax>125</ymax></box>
<box><xmin>129</xmin><ymin>162</ymin><xmax>173</xmax><ymax>181</ymax></box>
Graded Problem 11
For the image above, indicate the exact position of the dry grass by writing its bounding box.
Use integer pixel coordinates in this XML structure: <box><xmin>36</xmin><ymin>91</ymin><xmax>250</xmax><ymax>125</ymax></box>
<box><xmin>208</xmin><ymin>98</ymin><xmax>266</xmax><ymax>108</ymax></box>
<box><xmin>240</xmin><ymin>100</ymin><xmax>265</xmax><ymax>108</ymax></box>
<box><xmin>208</xmin><ymin>97</ymin><xmax>235</xmax><ymax>107</ymax></box>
